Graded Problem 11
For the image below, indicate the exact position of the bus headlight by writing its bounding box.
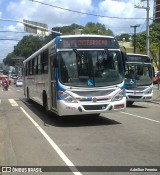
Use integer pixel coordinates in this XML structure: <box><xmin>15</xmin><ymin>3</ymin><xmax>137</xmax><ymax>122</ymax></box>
<box><xmin>58</xmin><ymin>91</ymin><xmax>77</xmax><ymax>103</ymax></box>
<box><xmin>112</xmin><ymin>89</ymin><xmax>125</xmax><ymax>101</ymax></box>
<box><xmin>144</xmin><ymin>88</ymin><xmax>153</xmax><ymax>94</ymax></box>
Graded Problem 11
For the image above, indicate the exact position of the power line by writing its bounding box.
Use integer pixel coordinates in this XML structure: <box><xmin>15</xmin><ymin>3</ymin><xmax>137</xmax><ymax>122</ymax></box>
<box><xmin>28</xmin><ymin>0</ymin><xmax>148</xmax><ymax>20</ymax></box>
<box><xmin>0</xmin><ymin>31</ymin><xmax>26</xmax><ymax>33</ymax></box>
<box><xmin>0</xmin><ymin>18</ymin><xmax>60</xmax><ymax>34</ymax></box>
<box><xmin>0</xmin><ymin>39</ymin><xmax>21</xmax><ymax>41</ymax></box>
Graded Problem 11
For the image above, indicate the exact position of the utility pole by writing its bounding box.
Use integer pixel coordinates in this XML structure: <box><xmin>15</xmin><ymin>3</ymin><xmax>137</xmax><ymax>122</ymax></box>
<box><xmin>146</xmin><ymin>0</ymin><xmax>150</xmax><ymax>56</ymax></box>
<box><xmin>130</xmin><ymin>25</ymin><xmax>140</xmax><ymax>53</ymax></box>
<box><xmin>135</xmin><ymin>0</ymin><xmax>150</xmax><ymax>56</ymax></box>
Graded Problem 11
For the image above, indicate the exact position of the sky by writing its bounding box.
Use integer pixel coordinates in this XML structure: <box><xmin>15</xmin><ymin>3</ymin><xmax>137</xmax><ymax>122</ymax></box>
<box><xmin>0</xmin><ymin>0</ymin><xmax>154</xmax><ymax>63</ymax></box>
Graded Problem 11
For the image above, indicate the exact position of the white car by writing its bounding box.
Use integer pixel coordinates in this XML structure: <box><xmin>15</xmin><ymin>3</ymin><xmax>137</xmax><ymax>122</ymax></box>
<box><xmin>12</xmin><ymin>74</ymin><xmax>17</xmax><ymax>79</ymax></box>
<box><xmin>155</xmin><ymin>71</ymin><xmax>160</xmax><ymax>77</ymax></box>
<box><xmin>16</xmin><ymin>80</ymin><xmax>23</xmax><ymax>87</ymax></box>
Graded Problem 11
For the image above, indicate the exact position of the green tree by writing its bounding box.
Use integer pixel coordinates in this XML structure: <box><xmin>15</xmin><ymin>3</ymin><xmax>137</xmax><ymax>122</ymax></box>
<box><xmin>0</xmin><ymin>62</ymin><xmax>3</xmax><ymax>69</ymax></box>
<box><xmin>3</xmin><ymin>52</ymin><xmax>16</xmax><ymax>66</ymax></box>
<box><xmin>135</xmin><ymin>32</ymin><xmax>146</xmax><ymax>52</ymax></box>
<box><xmin>83</xmin><ymin>22</ymin><xmax>113</xmax><ymax>35</ymax></box>
<box><xmin>53</xmin><ymin>23</ymin><xmax>84</xmax><ymax>35</ymax></box>
<box><xmin>14</xmin><ymin>35</ymin><xmax>44</xmax><ymax>59</ymax></box>
<box><xmin>116</xmin><ymin>34</ymin><xmax>131</xmax><ymax>42</ymax></box>
<box><xmin>131</xmin><ymin>22</ymin><xmax>160</xmax><ymax>70</ymax></box>
<box><xmin>3</xmin><ymin>35</ymin><xmax>45</xmax><ymax>65</ymax></box>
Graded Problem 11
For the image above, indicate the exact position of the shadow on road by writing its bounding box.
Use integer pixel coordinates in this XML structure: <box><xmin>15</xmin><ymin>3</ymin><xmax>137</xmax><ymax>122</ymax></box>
<box><xmin>127</xmin><ymin>104</ymin><xmax>148</xmax><ymax>108</ymax></box>
<box><xmin>20</xmin><ymin>98</ymin><xmax>121</xmax><ymax>128</ymax></box>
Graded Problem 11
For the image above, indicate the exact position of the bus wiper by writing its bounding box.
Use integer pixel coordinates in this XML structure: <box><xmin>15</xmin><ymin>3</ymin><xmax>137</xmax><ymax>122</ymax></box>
<box><xmin>73</xmin><ymin>49</ymin><xmax>82</xmax><ymax>57</ymax></box>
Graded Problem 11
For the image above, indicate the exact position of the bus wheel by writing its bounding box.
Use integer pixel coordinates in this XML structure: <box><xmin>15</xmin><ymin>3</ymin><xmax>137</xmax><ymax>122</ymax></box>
<box><xmin>127</xmin><ymin>101</ymin><xmax>134</xmax><ymax>107</ymax></box>
<box><xmin>93</xmin><ymin>113</ymin><xmax>100</xmax><ymax>117</ymax></box>
<box><xmin>43</xmin><ymin>92</ymin><xmax>48</xmax><ymax>111</ymax></box>
<box><xmin>27</xmin><ymin>88</ymin><xmax>31</xmax><ymax>103</ymax></box>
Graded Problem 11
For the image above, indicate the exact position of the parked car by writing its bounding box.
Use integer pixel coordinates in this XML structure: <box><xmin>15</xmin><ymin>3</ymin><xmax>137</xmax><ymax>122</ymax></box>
<box><xmin>17</xmin><ymin>76</ymin><xmax>22</xmax><ymax>80</ymax></box>
<box><xmin>16</xmin><ymin>79</ymin><xmax>23</xmax><ymax>87</ymax></box>
<box><xmin>13</xmin><ymin>78</ymin><xmax>17</xmax><ymax>84</ymax></box>
<box><xmin>155</xmin><ymin>71</ymin><xmax>160</xmax><ymax>77</ymax></box>
<box><xmin>12</xmin><ymin>74</ymin><xmax>18</xmax><ymax>79</ymax></box>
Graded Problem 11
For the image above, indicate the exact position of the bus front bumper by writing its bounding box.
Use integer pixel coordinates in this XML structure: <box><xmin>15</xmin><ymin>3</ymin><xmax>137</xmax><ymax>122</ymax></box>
<box><xmin>126</xmin><ymin>93</ymin><xmax>153</xmax><ymax>102</ymax></box>
<box><xmin>57</xmin><ymin>98</ymin><xmax>126</xmax><ymax>116</ymax></box>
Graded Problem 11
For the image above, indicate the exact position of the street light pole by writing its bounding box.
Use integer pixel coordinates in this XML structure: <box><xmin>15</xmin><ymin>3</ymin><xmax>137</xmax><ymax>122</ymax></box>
<box><xmin>146</xmin><ymin>0</ymin><xmax>150</xmax><ymax>56</ymax></box>
<box><xmin>134</xmin><ymin>0</ymin><xmax>150</xmax><ymax>56</ymax></box>
<box><xmin>130</xmin><ymin>25</ymin><xmax>140</xmax><ymax>53</ymax></box>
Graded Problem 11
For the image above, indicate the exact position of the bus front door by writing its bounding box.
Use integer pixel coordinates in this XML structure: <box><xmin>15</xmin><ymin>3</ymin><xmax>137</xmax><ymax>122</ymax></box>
<box><xmin>50</xmin><ymin>55</ymin><xmax>57</xmax><ymax>110</ymax></box>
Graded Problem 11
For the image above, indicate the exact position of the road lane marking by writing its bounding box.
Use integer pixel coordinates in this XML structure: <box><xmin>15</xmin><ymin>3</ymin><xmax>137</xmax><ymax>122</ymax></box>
<box><xmin>0</xmin><ymin>99</ymin><xmax>1</xmax><ymax>105</ymax></box>
<box><xmin>121</xmin><ymin>111</ymin><xmax>160</xmax><ymax>124</ymax></box>
<box><xmin>8</xmin><ymin>99</ymin><xmax>18</xmax><ymax>106</ymax></box>
<box><xmin>20</xmin><ymin>107</ymin><xmax>82</xmax><ymax>175</ymax></box>
<box><xmin>138</xmin><ymin>102</ymin><xmax>160</xmax><ymax>107</ymax></box>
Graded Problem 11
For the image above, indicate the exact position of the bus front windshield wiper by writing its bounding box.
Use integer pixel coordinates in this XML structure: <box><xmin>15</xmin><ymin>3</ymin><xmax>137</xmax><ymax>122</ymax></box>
<box><xmin>73</xmin><ymin>49</ymin><xmax>82</xmax><ymax>58</ymax></box>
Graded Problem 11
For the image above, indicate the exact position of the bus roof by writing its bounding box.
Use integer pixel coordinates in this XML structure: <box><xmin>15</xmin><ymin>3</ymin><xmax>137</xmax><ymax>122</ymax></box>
<box><xmin>59</xmin><ymin>35</ymin><xmax>114</xmax><ymax>39</ymax></box>
<box><xmin>126</xmin><ymin>53</ymin><xmax>151</xmax><ymax>63</ymax></box>
<box><xmin>23</xmin><ymin>39</ymin><xmax>55</xmax><ymax>64</ymax></box>
<box><xmin>127</xmin><ymin>53</ymin><xmax>148</xmax><ymax>57</ymax></box>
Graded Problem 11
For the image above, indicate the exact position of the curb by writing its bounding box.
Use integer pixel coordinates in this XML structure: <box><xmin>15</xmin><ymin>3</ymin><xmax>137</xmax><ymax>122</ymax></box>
<box><xmin>150</xmin><ymin>101</ymin><xmax>160</xmax><ymax>105</ymax></box>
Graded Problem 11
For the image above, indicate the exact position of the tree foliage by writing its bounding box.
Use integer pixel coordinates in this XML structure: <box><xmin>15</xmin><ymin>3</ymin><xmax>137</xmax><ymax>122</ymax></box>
<box><xmin>3</xmin><ymin>52</ymin><xmax>16</xmax><ymax>66</ymax></box>
<box><xmin>14</xmin><ymin>35</ymin><xmax>44</xmax><ymax>59</ymax></box>
<box><xmin>115</xmin><ymin>34</ymin><xmax>131</xmax><ymax>42</ymax></box>
<box><xmin>135</xmin><ymin>22</ymin><xmax>160</xmax><ymax>70</ymax></box>
<box><xmin>53</xmin><ymin>23</ymin><xmax>83</xmax><ymax>35</ymax></box>
<box><xmin>83</xmin><ymin>22</ymin><xmax>113</xmax><ymax>35</ymax></box>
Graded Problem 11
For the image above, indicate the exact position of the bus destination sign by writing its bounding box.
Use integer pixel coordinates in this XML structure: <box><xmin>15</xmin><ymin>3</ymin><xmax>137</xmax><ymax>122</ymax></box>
<box><xmin>58</xmin><ymin>38</ymin><xmax>119</xmax><ymax>49</ymax></box>
<box><xmin>127</xmin><ymin>55</ymin><xmax>151</xmax><ymax>63</ymax></box>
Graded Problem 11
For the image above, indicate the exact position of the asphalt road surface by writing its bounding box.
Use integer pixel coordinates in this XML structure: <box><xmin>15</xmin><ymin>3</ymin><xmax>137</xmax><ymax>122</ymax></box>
<box><xmin>0</xmin><ymin>85</ymin><xmax>160</xmax><ymax>175</ymax></box>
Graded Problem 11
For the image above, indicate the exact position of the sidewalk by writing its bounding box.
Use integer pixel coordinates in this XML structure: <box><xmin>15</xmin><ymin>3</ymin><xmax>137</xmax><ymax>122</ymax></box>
<box><xmin>152</xmin><ymin>85</ymin><xmax>160</xmax><ymax>105</ymax></box>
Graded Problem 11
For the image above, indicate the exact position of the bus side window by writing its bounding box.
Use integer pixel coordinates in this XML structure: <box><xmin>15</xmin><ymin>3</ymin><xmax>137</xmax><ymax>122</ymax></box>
<box><xmin>34</xmin><ymin>57</ymin><xmax>38</xmax><ymax>75</ymax></box>
<box><xmin>29</xmin><ymin>60</ymin><xmax>33</xmax><ymax>75</ymax></box>
<box><xmin>31</xmin><ymin>60</ymin><xmax>34</xmax><ymax>75</ymax></box>
<box><xmin>41</xmin><ymin>50</ymin><xmax>48</xmax><ymax>74</ymax></box>
<box><xmin>51</xmin><ymin>54</ymin><xmax>56</xmax><ymax>80</ymax></box>
<box><xmin>38</xmin><ymin>55</ymin><xmax>41</xmax><ymax>74</ymax></box>
<box><xmin>44</xmin><ymin>50</ymin><xmax>48</xmax><ymax>74</ymax></box>
<box><xmin>25</xmin><ymin>63</ymin><xmax>28</xmax><ymax>76</ymax></box>
<box><xmin>32</xmin><ymin>59</ymin><xmax>34</xmax><ymax>75</ymax></box>
<box><xmin>28</xmin><ymin>61</ymin><xmax>30</xmax><ymax>75</ymax></box>
<box><xmin>41</xmin><ymin>53</ymin><xmax>44</xmax><ymax>74</ymax></box>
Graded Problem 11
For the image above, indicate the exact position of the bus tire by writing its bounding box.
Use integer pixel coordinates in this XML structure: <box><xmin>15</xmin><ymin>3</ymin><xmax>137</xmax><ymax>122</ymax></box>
<box><xmin>93</xmin><ymin>113</ymin><xmax>100</xmax><ymax>117</ymax></box>
<box><xmin>43</xmin><ymin>92</ymin><xmax>48</xmax><ymax>111</ymax></box>
<box><xmin>27</xmin><ymin>88</ymin><xmax>31</xmax><ymax>103</ymax></box>
<box><xmin>127</xmin><ymin>101</ymin><xmax>134</xmax><ymax>107</ymax></box>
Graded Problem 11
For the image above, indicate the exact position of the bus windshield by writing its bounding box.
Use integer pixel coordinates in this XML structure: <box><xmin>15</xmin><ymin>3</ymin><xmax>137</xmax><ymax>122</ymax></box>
<box><xmin>59</xmin><ymin>50</ymin><xmax>123</xmax><ymax>87</ymax></box>
<box><xmin>125</xmin><ymin>63</ymin><xmax>153</xmax><ymax>86</ymax></box>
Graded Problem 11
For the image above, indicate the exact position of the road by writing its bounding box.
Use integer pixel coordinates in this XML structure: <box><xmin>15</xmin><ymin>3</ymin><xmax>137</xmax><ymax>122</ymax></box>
<box><xmin>0</xmin><ymin>84</ymin><xmax>160</xmax><ymax>175</ymax></box>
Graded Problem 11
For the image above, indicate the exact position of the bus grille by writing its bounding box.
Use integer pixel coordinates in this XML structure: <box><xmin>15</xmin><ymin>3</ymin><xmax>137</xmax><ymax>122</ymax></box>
<box><xmin>128</xmin><ymin>96</ymin><xmax>142</xmax><ymax>99</ymax></box>
<box><xmin>82</xmin><ymin>104</ymin><xmax>107</xmax><ymax>111</ymax></box>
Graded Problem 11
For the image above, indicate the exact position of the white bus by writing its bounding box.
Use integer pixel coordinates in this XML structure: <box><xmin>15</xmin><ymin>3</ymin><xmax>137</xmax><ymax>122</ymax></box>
<box><xmin>125</xmin><ymin>53</ymin><xmax>153</xmax><ymax>106</ymax></box>
<box><xmin>23</xmin><ymin>35</ymin><xmax>126</xmax><ymax>116</ymax></box>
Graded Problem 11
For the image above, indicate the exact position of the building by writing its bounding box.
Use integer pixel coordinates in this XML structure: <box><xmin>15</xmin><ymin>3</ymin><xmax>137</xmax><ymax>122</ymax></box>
<box><xmin>153</xmin><ymin>0</ymin><xmax>160</xmax><ymax>22</ymax></box>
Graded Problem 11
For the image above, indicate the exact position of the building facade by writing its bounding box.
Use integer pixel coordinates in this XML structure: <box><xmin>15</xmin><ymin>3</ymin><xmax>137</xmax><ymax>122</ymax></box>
<box><xmin>154</xmin><ymin>0</ymin><xmax>160</xmax><ymax>22</ymax></box>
